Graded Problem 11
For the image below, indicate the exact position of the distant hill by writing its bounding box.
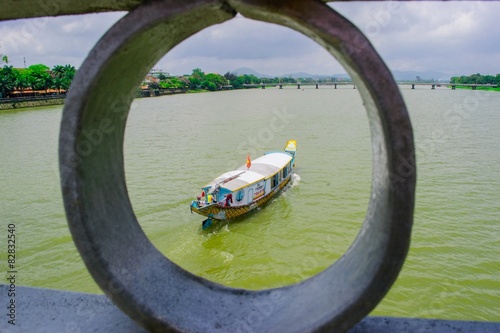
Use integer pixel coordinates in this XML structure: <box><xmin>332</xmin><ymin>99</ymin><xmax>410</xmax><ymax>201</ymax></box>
<box><xmin>232</xmin><ymin>68</ymin><xmax>350</xmax><ymax>80</ymax></box>
<box><xmin>391</xmin><ymin>70</ymin><xmax>450</xmax><ymax>81</ymax></box>
<box><xmin>283</xmin><ymin>72</ymin><xmax>351</xmax><ymax>80</ymax></box>
<box><xmin>231</xmin><ymin>67</ymin><xmax>452</xmax><ymax>81</ymax></box>
<box><xmin>232</xmin><ymin>67</ymin><xmax>272</xmax><ymax>78</ymax></box>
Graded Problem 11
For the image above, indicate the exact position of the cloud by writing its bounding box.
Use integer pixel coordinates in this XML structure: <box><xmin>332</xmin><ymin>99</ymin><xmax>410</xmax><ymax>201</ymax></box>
<box><xmin>0</xmin><ymin>12</ymin><xmax>125</xmax><ymax>68</ymax></box>
<box><xmin>159</xmin><ymin>15</ymin><xmax>342</xmax><ymax>76</ymax></box>
<box><xmin>1</xmin><ymin>3</ymin><xmax>499</xmax><ymax>76</ymax></box>
<box><xmin>170</xmin><ymin>15</ymin><xmax>318</xmax><ymax>60</ymax></box>
<box><xmin>331</xmin><ymin>2</ymin><xmax>500</xmax><ymax>75</ymax></box>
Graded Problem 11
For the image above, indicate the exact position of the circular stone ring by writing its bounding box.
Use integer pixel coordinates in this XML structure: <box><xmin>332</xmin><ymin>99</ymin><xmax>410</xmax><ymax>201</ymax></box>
<box><xmin>59</xmin><ymin>0</ymin><xmax>416</xmax><ymax>332</ymax></box>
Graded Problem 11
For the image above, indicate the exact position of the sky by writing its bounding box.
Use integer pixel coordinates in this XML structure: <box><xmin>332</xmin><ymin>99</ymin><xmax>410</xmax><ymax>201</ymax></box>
<box><xmin>1</xmin><ymin>2</ymin><xmax>499</xmax><ymax>79</ymax></box>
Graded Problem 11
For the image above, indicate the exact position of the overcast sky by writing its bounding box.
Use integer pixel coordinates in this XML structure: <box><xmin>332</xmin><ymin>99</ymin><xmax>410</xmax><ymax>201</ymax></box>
<box><xmin>1</xmin><ymin>2</ymin><xmax>499</xmax><ymax>79</ymax></box>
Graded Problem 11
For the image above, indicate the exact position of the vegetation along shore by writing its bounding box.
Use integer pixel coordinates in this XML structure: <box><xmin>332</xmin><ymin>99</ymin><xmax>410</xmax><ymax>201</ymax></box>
<box><xmin>1</xmin><ymin>54</ymin><xmax>499</xmax><ymax>110</ymax></box>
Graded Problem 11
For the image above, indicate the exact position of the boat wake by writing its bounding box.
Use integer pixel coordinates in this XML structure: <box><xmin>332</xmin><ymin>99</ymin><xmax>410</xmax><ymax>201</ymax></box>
<box><xmin>290</xmin><ymin>173</ymin><xmax>301</xmax><ymax>187</ymax></box>
<box><xmin>281</xmin><ymin>173</ymin><xmax>300</xmax><ymax>196</ymax></box>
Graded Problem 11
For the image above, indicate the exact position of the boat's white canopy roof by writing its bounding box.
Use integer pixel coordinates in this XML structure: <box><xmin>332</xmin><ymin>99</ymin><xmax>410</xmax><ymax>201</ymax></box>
<box><xmin>237</xmin><ymin>152</ymin><xmax>292</xmax><ymax>175</ymax></box>
<box><xmin>205</xmin><ymin>152</ymin><xmax>293</xmax><ymax>192</ymax></box>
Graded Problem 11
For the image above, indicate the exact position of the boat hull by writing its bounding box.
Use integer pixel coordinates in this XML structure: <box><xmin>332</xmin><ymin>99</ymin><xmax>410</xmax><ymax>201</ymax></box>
<box><xmin>191</xmin><ymin>175</ymin><xmax>291</xmax><ymax>220</ymax></box>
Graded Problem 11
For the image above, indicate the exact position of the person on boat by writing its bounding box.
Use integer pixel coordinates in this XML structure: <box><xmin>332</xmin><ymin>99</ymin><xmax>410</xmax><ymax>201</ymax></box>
<box><xmin>224</xmin><ymin>193</ymin><xmax>233</xmax><ymax>207</ymax></box>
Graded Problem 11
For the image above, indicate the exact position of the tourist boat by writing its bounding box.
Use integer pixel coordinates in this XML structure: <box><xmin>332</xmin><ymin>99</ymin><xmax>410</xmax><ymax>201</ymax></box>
<box><xmin>190</xmin><ymin>140</ymin><xmax>297</xmax><ymax>229</ymax></box>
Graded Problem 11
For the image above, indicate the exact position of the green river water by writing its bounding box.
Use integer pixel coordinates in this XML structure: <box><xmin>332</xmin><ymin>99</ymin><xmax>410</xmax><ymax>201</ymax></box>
<box><xmin>1</xmin><ymin>86</ymin><xmax>499</xmax><ymax>321</ymax></box>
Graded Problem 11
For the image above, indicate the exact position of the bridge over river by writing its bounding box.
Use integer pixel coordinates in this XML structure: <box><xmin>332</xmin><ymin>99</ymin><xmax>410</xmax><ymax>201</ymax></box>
<box><xmin>243</xmin><ymin>82</ymin><xmax>499</xmax><ymax>90</ymax></box>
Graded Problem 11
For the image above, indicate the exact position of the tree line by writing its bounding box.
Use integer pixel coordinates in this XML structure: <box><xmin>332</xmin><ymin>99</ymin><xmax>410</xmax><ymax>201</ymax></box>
<box><xmin>145</xmin><ymin>68</ymin><xmax>345</xmax><ymax>92</ymax></box>
<box><xmin>4</xmin><ymin>60</ymin><xmax>499</xmax><ymax>100</ymax></box>
<box><xmin>0</xmin><ymin>61</ymin><xmax>76</xmax><ymax>98</ymax></box>
<box><xmin>450</xmin><ymin>73</ymin><xmax>500</xmax><ymax>85</ymax></box>
<box><xmin>0</xmin><ymin>57</ymin><xmax>357</xmax><ymax>99</ymax></box>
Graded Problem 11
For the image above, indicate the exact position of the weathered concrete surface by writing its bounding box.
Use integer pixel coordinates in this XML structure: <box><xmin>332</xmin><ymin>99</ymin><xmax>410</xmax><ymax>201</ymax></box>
<box><xmin>0</xmin><ymin>0</ymin><xmax>352</xmax><ymax>22</ymax></box>
<box><xmin>348</xmin><ymin>316</ymin><xmax>500</xmax><ymax>333</ymax></box>
<box><xmin>2</xmin><ymin>0</ymin><xmax>493</xmax><ymax>22</ymax></box>
<box><xmin>0</xmin><ymin>0</ymin><xmax>142</xmax><ymax>21</ymax></box>
<box><xmin>1</xmin><ymin>285</ymin><xmax>499</xmax><ymax>333</ymax></box>
<box><xmin>0</xmin><ymin>0</ymin><xmax>334</xmax><ymax>21</ymax></box>
<box><xmin>0</xmin><ymin>285</ymin><xmax>148</xmax><ymax>333</ymax></box>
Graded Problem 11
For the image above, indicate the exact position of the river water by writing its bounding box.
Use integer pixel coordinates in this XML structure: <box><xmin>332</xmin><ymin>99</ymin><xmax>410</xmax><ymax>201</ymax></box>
<box><xmin>1</xmin><ymin>86</ymin><xmax>499</xmax><ymax>321</ymax></box>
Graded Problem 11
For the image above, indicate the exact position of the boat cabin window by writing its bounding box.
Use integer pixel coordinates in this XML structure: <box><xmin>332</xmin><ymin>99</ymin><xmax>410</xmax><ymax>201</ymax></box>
<box><xmin>282</xmin><ymin>166</ymin><xmax>288</xmax><ymax>179</ymax></box>
<box><xmin>271</xmin><ymin>173</ymin><xmax>279</xmax><ymax>188</ymax></box>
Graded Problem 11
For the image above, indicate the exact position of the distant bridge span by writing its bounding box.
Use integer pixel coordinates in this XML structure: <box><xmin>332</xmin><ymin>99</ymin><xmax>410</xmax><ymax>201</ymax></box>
<box><xmin>399</xmin><ymin>83</ymin><xmax>499</xmax><ymax>90</ymax></box>
<box><xmin>243</xmin><ymin>82</ymin><xmax>499</xmax><ymax>90</ymax></box>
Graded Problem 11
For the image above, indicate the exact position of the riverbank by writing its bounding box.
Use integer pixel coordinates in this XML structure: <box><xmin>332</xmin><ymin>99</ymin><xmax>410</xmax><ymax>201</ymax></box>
<box><xmin>0</xmin><ymin>86</ymin><xmax>251</xmax><ymax>110</ymax></box>
<box><xmin>448</xmin><ymin>85</ymin><xmax>500</xmax><ymax>92</ymax></box>
<box><xmin>0</xmin><ymin>89</ymin><xmax>189</xmax><ymax>110</ymax></box>
<box><xmin>2</xmin><ymin>84</ymin><xmax>498</xmax><ymax>112</ymax></box>
<box><xmin>0</xmin><ymin>96</ymin><xmax>65</xmax><ymax>110</ymax></box>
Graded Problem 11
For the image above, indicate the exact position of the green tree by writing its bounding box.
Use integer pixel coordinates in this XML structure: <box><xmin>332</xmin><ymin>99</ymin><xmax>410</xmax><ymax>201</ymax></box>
<box><xmin>51</xmin><ymin>65</ymin><xmax>65</xmax><ymax>93</ymax></box>
<box><xmin>206</xmin><ymin>81</ymin><xmax>217</xmax><ymax>91</ymax></box>
<box><xmin>483</xmin><ymin>75</ymin><xmax>495</xmax><ymax>84</ymax></box>
<box><xmin>61</xmin><ymin>65</ymin><xmax>75</xmax><ymax>91</ymax></box>
<box><xmin>248</xmin><ymin>74</ymin><xmax>260</xmax><ymax>84</ymax></box>
<box><xmin>203</xmin><ymin>73</ymin><xmax>226</xmax><ymax>90</ymax></box>
<box><xmin>26</xmin><ymin>64</ymin><xmax>52</xmax><ymax>92</ymax></box>
<box><xmin>231</xmin><ymin>76</ymin><xmax>244</xmax><ymax>89</ymax></box>
<box><xmin>14</xmin><ymin>69</ymin><xmax>30</xmax><ymax>95</ymax></box>
<box><xmin>451</xmin><ymin>73</ymin><xmax>500</xmax><ymax>86</ymax></box>
<box><xmin>191</xmin><ymin>68</ymin><xmax>205</xmax><ymax>79</ymax></box>
<box><xmin>224</xmin><ymin>71</ymin><xmax>237</xmax><ymax>83</ymax></box>
<box><xmin>52</xmin><ymin>76</ymin><xmax>64</xmax><ymax>93</ymax></box>
<box><xmin>159</xmin><ymin>76</ymin><xmax>188</xmax><ymax>89</ymax></box>
<box><xmin>52</xmin><ymin>65</ymin><xmax>65</xmax><ymax>77</ymax></box>
<box><xmin>0</xmin><ymin>65</ymin><xmax>16</xmax><ymax>98</ymax></box>
<box><xmin>51</xmin><ymin>64</ymin><xmax>75</xmax><ymax>92</ymax></box>
<box><xmin>469</xmin><ymin>73</ymin><xmax>481</xmax><ymax>84</ymax></box>
<box><xmin>188</xmin><ymin>76</ymin><xmax>201</xmax><ymax>90</ymax></box>
<box><xmin>178</xmin><ymin>76</ymin><xmax>190</xmax><ymax>89</ymax></box>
